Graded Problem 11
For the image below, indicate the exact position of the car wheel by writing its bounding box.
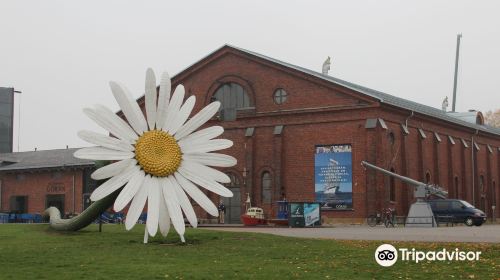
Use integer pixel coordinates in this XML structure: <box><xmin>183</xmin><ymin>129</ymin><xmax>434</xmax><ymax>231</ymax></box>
<box><xmin>465</xmin><ymin>217</ymin><xmax>474</xmax><ymax>227</ymax></box>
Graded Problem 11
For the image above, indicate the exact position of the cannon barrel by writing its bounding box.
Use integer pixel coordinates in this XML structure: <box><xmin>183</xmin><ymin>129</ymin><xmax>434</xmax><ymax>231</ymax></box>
<box><xmin>361</xmin><ymin>161</ymin><xmax>447</xmax><ymax>199</ymax></box>
<box><xmin>361</xmin><ymin>161</ymin><xmax>425</xmax><ymax>187</ymax></box>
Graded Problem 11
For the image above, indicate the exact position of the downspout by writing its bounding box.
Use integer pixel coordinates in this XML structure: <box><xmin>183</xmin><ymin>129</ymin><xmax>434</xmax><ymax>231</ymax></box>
<box><xmin>405</xmin><ymin>111</ymin><xmax>414</xmax><ymax>129</ymax></box>
<box><xmin>403</xmin><ymin>111</ymin><xmax>414</xmax><ymax>207</ymax></box>
<box><xmin>471</xmin><ymin>129</ymin><xmax>479</xmax><ymax>205</ymax></box>
<box><xmin>72</xmin><ymin>172</ymin><xmax>76</xmax><ymax>214</ymax></box>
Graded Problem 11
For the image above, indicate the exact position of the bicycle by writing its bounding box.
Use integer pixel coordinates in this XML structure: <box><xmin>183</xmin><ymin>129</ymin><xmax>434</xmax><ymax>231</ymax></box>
<box><xmin>367</xmin><ymin>208</ymin><xmax>395</xmax><ymax>227</ymax></box>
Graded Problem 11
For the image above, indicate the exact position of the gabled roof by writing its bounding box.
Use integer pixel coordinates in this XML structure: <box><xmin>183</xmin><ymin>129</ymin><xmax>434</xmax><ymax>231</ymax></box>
<box><xmin>0</xmin><ymin>148</ymin><xmax>94</xmax><ymax>172</ymax></box>
<box><xmin>172</xmin><ymin>44</ymin><xmax>500</xmax><ymax>136</ymax></box>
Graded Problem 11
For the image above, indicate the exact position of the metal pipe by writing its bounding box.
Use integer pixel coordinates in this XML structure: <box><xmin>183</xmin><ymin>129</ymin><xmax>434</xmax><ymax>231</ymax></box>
<box><xmin>405</xmin><ymin>111</ymin><xmax>414</xmax><ymax>131</ymax></box>
<box><xmin>72</xmin><ymin>172</ymin><xmax>75</xmax><ymax>213</ymax></box>
<box><xmin>452</xmin><ymin>34</ymin><xmax>462</xmax><ymax>112</ymax></box>
<box><xmin>471</xmin><ymin>129</ymin><xmax>478</xmax><ymax>205</ymax></box>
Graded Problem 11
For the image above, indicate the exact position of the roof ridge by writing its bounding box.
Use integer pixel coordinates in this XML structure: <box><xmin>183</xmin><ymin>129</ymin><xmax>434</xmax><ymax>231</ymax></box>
<box><xmin>221</xmin><ymin>45</ymin><xmax>500</xmax><ymax>136</ymax></box>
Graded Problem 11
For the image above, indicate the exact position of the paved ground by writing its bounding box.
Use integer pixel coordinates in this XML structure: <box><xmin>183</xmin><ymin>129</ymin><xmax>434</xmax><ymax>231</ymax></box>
<box><xmin>203</xmin><ymin>224</ymin><xmax>500</xmax><ymax>243</ymax></box>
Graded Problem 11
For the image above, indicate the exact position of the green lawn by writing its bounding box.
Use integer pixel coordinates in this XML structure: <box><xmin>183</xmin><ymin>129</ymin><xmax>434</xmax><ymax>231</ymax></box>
<box><xmin>0</xmin><ymin>224</ymin><xmax>498</xmax><ymax>279</ymax></box>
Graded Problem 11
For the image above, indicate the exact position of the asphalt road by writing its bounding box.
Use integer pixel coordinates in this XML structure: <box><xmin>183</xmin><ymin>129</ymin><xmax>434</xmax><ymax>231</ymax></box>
<box><xmin>205</xmin><ymin>224</ymin><xmax>500</xmax><ymax>243</ymax></box>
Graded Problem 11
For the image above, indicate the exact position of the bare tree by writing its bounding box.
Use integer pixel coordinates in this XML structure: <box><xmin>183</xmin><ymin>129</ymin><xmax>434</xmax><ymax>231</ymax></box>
<box><xmin>484</xmin><ymin>109</ymin><xmax>500</xmax><ymax>128</ymax></box>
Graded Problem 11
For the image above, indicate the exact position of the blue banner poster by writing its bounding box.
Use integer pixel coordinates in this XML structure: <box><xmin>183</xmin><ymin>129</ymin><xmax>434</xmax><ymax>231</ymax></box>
<box><xmin>304</xmin><ymin>203</ymin><xmax>321</xmax><ymax>226</ymax></box>
<box><xmin>315</xmin><ymin>144</ymin><xmax>353</xmax><ymax>210</ymax></box>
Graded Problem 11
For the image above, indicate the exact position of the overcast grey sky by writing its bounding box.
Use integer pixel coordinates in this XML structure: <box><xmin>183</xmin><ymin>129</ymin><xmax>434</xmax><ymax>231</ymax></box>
<box><xmin>1</xmin><ymin>0</ymin><xmax>499</xmax><ymax>152</ymax></box>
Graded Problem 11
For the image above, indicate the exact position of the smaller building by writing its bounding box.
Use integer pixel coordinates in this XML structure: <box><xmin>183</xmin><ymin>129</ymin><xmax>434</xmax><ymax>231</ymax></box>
<box><xmin>0</xmin><ymin>148</ymin><xmax>97</xmax><ymax>215</ymax></box>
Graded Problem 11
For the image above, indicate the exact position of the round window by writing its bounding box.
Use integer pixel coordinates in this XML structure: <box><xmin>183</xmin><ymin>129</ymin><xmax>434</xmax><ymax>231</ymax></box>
<box><xmin>273</xmin><ymin>89</ymin><xmax>287</xmax><ymax>104</ymax></box>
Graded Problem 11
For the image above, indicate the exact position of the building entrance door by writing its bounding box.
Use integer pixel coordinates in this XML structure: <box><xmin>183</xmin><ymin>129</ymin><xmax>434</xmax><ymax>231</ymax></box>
<box><xmin>222</xmin><ymin>173</ymin><xmax>242</xmax><ymax>224</ymax></box>
<box><xmin>224</xmin><ymin>187</ymin><xmax>241</xmax><ymax>224</ymax></box>
<box><xmin>46</xmin><ymin>194</ymin><xmax>65</xmax><ymax>216</ymax></box>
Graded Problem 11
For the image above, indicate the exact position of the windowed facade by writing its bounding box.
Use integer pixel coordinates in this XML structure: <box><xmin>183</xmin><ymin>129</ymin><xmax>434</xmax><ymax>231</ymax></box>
<box><xmin>262</xmin><ymin>172</ymin><xmax>272</xmax><ymax>204</ymax></box>
<box><xmin>213</xmin><ymin>83</ymin><xmax>251</xmax><ymax>111</ymax></box>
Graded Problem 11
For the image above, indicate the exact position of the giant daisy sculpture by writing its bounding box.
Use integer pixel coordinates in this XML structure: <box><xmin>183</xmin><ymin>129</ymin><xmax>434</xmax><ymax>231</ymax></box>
<box><xmin>74</xmin><ymin>69</ymin><xmax>236</xmax><ymax>243</ymax></box>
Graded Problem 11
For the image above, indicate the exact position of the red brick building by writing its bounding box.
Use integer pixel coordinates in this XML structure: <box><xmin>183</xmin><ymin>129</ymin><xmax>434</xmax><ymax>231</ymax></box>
<box><xmin>1</xmin><ymin>45</ymin><xmax>499</xmax><ymax>224</ymax></box>
<box><xmin>0</xmin><ymin>148</ymin><xmax>96</xmax><ymax>215</ymax></box>
<box><xmin>136</xmin><ymin>45</ymin><xmax>500</xmax><ymax>224</ymax></box>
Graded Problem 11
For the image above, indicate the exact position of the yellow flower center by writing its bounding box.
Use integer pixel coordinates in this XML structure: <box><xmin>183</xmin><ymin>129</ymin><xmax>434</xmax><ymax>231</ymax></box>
<box><xmin>134</xmin><ymin>130</ymin><xmax>182</xmax><ymax>177</ymax></box>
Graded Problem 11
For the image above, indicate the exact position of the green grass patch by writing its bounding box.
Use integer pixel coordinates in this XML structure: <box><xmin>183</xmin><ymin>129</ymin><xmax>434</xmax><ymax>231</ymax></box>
<box><xmin>0</xmin><ymin>224</ymin><xmax>498</xmax><ymax>279</ymax></box>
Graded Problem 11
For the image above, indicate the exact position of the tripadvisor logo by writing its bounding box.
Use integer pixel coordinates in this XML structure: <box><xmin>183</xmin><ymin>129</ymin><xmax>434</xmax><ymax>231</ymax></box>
<box><xmin>375</xmin><ymin>244</ymin><xmax>482</xmax><ymax>267</ymax></box>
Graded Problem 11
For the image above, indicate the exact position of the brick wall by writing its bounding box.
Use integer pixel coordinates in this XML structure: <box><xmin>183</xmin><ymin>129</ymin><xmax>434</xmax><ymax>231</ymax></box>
<box><xmin>0</xmin><ymin>169</ymin><xmax>85</xmax><ymax>214</ymax></box>
<box><xmin>161</xmin><ymin>47</ymin><xmax>500</xmax><ymax>222</ymax></box>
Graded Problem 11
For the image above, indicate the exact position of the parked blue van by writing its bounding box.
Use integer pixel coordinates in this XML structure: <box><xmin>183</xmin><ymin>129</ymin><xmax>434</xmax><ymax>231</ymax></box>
<box><xmin>428</xmin><ymin>199</ymin><xmax>487</xmax><ymax>226</ymax></box>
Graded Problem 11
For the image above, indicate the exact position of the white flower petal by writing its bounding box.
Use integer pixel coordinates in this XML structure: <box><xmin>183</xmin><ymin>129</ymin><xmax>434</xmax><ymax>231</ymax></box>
<box><xmin>177</xmin><ymin>126</ymin><xmax>224</xmax><ymax>147</ymax></box>
<box><xmin>114</xmin><ymin>168</ymin><xmax>145</xmax><ymax>211</ymax></box>
<box><xmin>90</xmin><ymin>163</ymin><xmax>138</xmax><ymax>201</ymax></box>
<box><xmin>125</xmin><ymin>176</ymin><xmax>149</xmax><ymax>230</ymax></box>
<box><xmin>174</xmin><ymin>101</ymin><xmax>221</xmax><ymax>140</ymax></box>
<box><xmin>174</xmin><ymin>172</ymin><xmax>219</xmax><ymax>217</ymax></box>
<box><xmin>178</xmin><ymin>163</ymin><xmax>233</xmax><ymax>197</ymax></box>
<box><xmin>77</xmin><ymin>130</ymin><xmax>134</xmax><ymax>152</ymax></box>
<box><xmin>161</xmin><ymin>177</ymin><xmax>185</xmax><ymax>236</ymax></box>
<box><xmin>182</xmin><ymin>153</ymin><xmax>237</xmax><ymax>167</ymax></box>
<box><xmin>109</xmin><ymin>81</ymin><xmax>148</xmax><ymax>135</ymax></box>
<box><xmin>83</xmin><ymin>107</ymin><xmax>137</xmax><ymax>144</ymax></box>
<box><xmin>156</xmin><ymin>72</ymin><xmax>171</xmax><ymax>130</ymax></box>
<box><xmin>168</xmin><ymin>96</ymin><xmax>195</xmax><ymax>135</ymax></box>
<box><xmin>91</xmin><ymin>159</ymin><xmax>136</xmax><ymax>180</ymax></box>
<box><xmin>158</xmin><ymin>182</ymin><xmax>171</xmax><ymax>237</ymax></box>
<box><xmin>74</xmin><ymin>147</ymin><xmax>134</xmax><ymax>161</ymax></box>
<box><xmin>180</xmin><ymin>139</ymin><xmax>233</xmax><ymax>154</ymax></box>
<box><xmin>170</xmin><ymin>176</ymin><xmax>198</xmax><ymax>228</ymax></box>
<box><xmin>145</xmin><ymin>68</ymin><xmax>157</xmax><ymax>130</ymax></box>
<box><xmin>162</xmin><ymin>85</ymin><xmax>185</xmax><ymax>133</ymax></box>
<box><xmin>93</xmin><ymin>105</ymin><xmax>138</xmax><ymax>143</ymax></box>
<box><xmin>147</xmin><ymin>177</ymin><xmax>160</xmax><ymax>237</ymax></box>
<box><xmin>181</xmin><ymin>160</ymin><xmax>230</xmax><ymax>183</ymax></box>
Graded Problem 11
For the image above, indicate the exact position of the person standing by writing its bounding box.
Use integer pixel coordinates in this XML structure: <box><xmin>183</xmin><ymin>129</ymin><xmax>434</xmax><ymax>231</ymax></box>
<box><xmin>218</xmin><ymin>201</ymin><xmax>226</xmax><ymax>224</ymax></box>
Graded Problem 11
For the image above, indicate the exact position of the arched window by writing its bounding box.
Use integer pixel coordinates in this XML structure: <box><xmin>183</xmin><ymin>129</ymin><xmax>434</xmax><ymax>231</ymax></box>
<box><xmin>389</xmin><ymin>168</ymin><xmax>396</xmax><ymax>202</ymax></box>
<box><xmin>262</xmin><ymin>172</ymin><xmax>272</xmax><ymax>204</ymax></box>
<box><xmin>480</xmin><ymin>175</ymin><xmax>485</xmax><ymax>193</ymax></box>
<box><xmin>213</xmin><ymin>83</ymin><xmax>251</xmax><ymax>111</ymax></box>
<box><xmin>425</xmin><ymin>171</ymin><xmax>431</xmax><ymax>184</ymax></box>
<box><xmin>388</xmin><ymin>132</ymin><xmax>395</xmax><ymax>146</ymax></box>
